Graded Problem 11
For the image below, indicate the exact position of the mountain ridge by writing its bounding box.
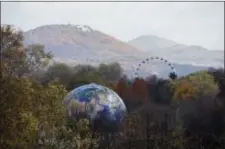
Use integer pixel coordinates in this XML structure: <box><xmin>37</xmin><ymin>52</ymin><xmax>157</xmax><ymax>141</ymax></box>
<box><xmin>129</xmin><ymin>34</ymin><xmax>224</xmax><ymax>51</ymax></box>
<box><xmin>129</xmin><ymin>34</ymin><xmax>224</xmax><ymax>68</ymax></box>
<box><xmin>23</xmin><ymin>24</ymin><xmax>224</xmax><ymax>78</ymax></box>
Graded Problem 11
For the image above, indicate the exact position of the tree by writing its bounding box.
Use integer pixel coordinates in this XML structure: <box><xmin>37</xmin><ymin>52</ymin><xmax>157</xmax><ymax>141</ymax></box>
<box><xmin>1</xmin><ymin>25</ymin><xmax>26</xmax><ymax>79</ymax></box>
<box><xmin>67</xmin><ymin>69</ymin><xmax>105</xmax><ymax>91</ymax></box>
<box><xmin>208</xmin><ymin>67</ymin><xmax>225</xmax><ymax>111</ymax></box>
<box><xmin>0</xmin><ymin>25</ymin><xmax>70</xmax><ymax>149</ymax></box>
<box><xmin>115</xmin><ymin>78</ymin><xmax>127</xmax><ymax>97</ymax></box>
<box><xmin>171</xmin><ymin>71</ymin><xmax>225</xmax><ymax>149</ymax></box>
<box><xmin>1</xmin><ymin>25</ymin><xmax>52</xmax><ymax>80</ymax></box>
<box><xmin>0</xmin><ymin>77</ymin><xmax>66</xmax><ymax>149</ymax></box>
<box><xmin>154</xmin><ymin>79</ymin><xmax>174</xmax><ymax>104</ymax></box>
<box><xmin>216</xmin><ymin>78</ymin><xmax>225</xmax><ymax>110</ymax></box>
<box><xmin>44</xmin><ymin>62</ymin><xmax>73</xmax><ymax>86</ymax></box>
<box><xmin>173</xmin><ymin>79</ymin><xmax>196</xmax><ymax>101</ymax></box>
<box><xmin>132</xmin><ymin>78</ymin><xmax>149</xmax><ymax>101</ymax></box>
<box><xmin>74</xmin><ymin>64</ymin><xmax>98</xmax><ymax>74</ymax></box>
<box><xmin>173</xmin><ymin>71</ymin><xmax>219</xmax><ymax>132</ymax></box>
<box><xmin>173</xmin><ymin>71</ymin><xmax>218</xmax><ymax>101</ymax></box>
<box><xmin>208</xmin><ymin>67</ymin><xmax>224</xmax><ymax>84</ymax></box>
<box><xmin>25</xmin><ymin>44</ymin><xmax>52</xmax><ymax>74</ymax></box>
<box><xmin>98</xmin><ymin>62</ymin><xmax>123</xmax><ymax>83</ymax></box>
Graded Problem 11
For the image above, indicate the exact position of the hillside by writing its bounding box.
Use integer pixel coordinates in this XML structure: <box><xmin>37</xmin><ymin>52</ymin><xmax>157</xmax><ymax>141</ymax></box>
<box><xmin>129</xmin><ymin>35</ymin><xmax>224</xmax><ymax>68</ymax></box>
<box><xmin>129</xmin><ymin>35</ymin><xmax>178</xmax><ymax>52</ymax></box>
<box><xmin>23</xmin><ymin>24</ymin><xmax>219</xmax><ymax>78</ymax></box>
<box><xmin>24</xmin><ymin>24</ymin><xmax>144</xmax><ymax>62</ymax></box>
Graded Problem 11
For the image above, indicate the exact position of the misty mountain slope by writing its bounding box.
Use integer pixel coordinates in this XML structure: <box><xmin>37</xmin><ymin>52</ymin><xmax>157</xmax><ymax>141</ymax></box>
<box><xmin>124</xmin><ymin>61</ymin><xmax>209</xmax><ymax>79</ymax></box>
<box><xmin>129</xmin><ymin>35</ymin><xmax>178</xmax><ymax>52</ymax></box>
<box><xmin>128</xmin><ymin>35</ymin><xmax>224</xmax><ymax>68</ymax></box>
<box><xmin>23</xmin><ymin>24</ymin><xmax>221</xmax><ymax>78</ymax></box>
<box><xmin>24</xmin><ymin>24</ymin><xmax>144</xmax><ymax>60</ymax></box>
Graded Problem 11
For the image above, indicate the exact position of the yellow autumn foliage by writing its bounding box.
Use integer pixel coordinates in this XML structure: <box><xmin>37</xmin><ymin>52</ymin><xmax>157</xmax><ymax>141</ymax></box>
<box><xmin>173</xmin><ymin>71</ymin><xmax>218</xmax><ymax>101</ymax></box>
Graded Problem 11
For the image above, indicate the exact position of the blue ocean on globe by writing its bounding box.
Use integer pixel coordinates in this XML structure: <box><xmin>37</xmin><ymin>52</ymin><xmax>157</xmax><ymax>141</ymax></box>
<box><xmin>63</xmin><ymin>83</ymin><xmax>127</xmax><ymax>127</ymax></box>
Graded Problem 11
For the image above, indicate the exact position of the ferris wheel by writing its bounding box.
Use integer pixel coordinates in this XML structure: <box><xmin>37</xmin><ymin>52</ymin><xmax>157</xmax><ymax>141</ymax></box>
<box><xmin>132</xmin><ymin>56</ymin><xmax>177</xmax><ymax>79</ymax></box>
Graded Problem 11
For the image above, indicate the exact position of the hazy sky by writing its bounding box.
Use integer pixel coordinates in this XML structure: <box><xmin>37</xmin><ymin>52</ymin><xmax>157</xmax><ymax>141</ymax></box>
<box><xmin>1</xmin><ymin>2</ymin><xmax>224</xmax><ymax>50</ymax></box>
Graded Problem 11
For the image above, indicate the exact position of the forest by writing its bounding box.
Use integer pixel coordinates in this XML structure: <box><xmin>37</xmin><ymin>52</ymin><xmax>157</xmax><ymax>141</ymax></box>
<box><xmin>1</xmin><ymin>25</ymin><xmax>225</xmax><ymax>149</ymax></box>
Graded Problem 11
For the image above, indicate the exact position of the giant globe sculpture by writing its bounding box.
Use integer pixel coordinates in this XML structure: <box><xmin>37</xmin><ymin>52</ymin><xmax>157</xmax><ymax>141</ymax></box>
<box><xmin>63</xmin><ymin>83</ymin><xmax>127</xmax><ymax>132</ymax></box>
